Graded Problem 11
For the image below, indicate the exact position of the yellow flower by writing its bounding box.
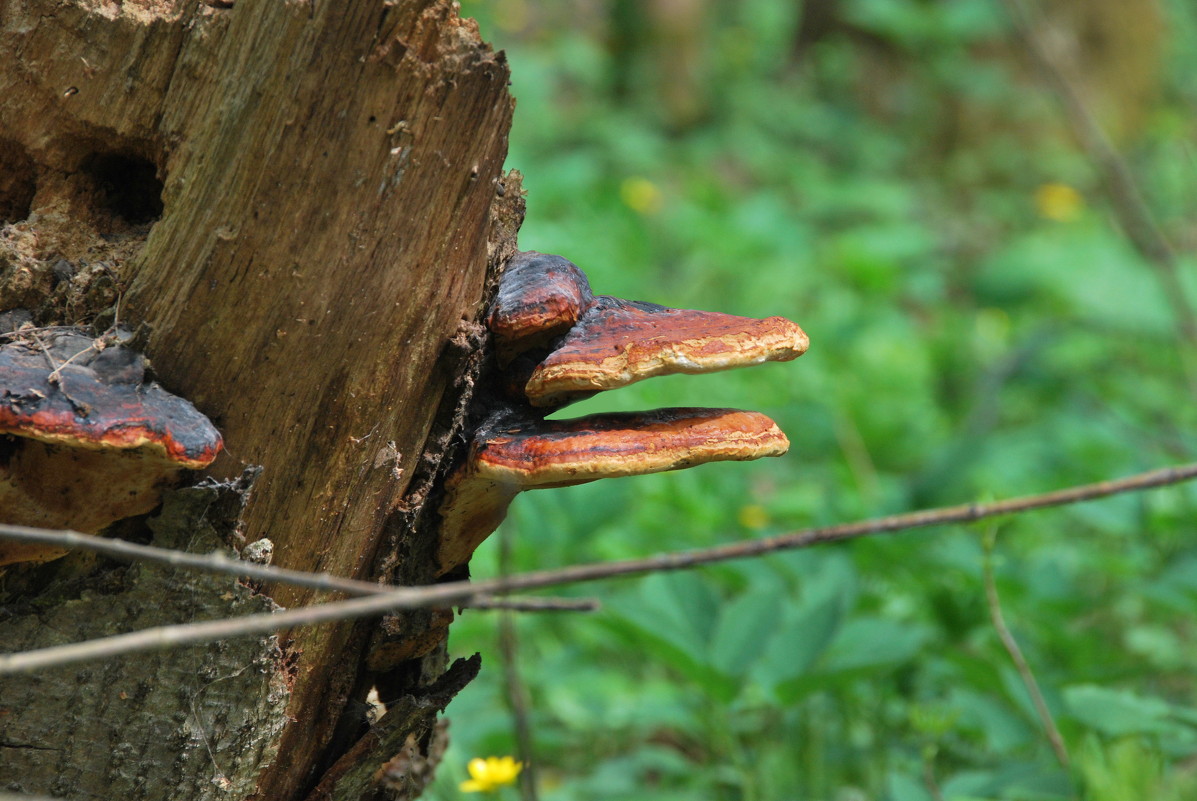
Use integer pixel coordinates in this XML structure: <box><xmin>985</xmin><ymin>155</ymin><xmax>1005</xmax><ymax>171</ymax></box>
<box><xmin>1034</xmin><ymin>182</ymin><xmax>1084</xmax><ymax>222</ymax></box>
<box><xmin>738</xmin><ymin>504</ymin><xmax>770</xmax><ymax>530</ymax></box>
<box><xmin>620</xmin><ymin>177</ymin><xmax>663</xmax><ymax>215</ymax></box>
<box><xmin>460</xmin><ymin>756</ymin><xmax>523</xmax><ymax>793</ymax></box>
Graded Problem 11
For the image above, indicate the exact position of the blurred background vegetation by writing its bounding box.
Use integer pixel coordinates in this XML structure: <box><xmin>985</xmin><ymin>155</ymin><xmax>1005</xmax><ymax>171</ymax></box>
<box><xmin>429</xmin><ymin>0</ymin><xmax>1197</xmax><ymax>798</ymax></box>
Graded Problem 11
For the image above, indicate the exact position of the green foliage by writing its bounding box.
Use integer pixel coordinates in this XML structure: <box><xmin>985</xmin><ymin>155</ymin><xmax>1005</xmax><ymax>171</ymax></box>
<box><xmin>432</xmin><ymin>1</ymin><xmax>1197</xmax><ymax>798</ymax></box>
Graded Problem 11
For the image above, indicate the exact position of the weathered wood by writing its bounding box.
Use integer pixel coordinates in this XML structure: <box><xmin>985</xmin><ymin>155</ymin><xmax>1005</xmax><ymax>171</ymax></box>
<box><xmin>0</xmin><ymin>481</ymin><xmax>290</xmax><ymax>801</ymax></box>
<box><xmin>0</xmin><ymin>1</ymin><xmax>519</xmax><ymax>798</ymax></box>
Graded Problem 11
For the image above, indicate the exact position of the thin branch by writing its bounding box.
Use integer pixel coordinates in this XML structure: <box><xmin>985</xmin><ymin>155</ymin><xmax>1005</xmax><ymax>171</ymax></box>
<box><xmin>999</xmin><ymin>0</ymin><xmax>1197</xmax><ymax>352</ymax></box>
<box><xmin>499</xmin><ymin>520</ymin><xmax>540</xmax><ymax>801</ymax></box>
<box><xmin>921</xmin><ymin>748</ymin><xmax>945</xmax><ymax>801</ymax></box>
<box><xmin>0</xmin><ymin>524</ymin><xmax>386</xmax><ymax>595</ymax></box>
<box><xmin>0</xmin><ymin>523</ymin><xmax>597</xmax><ymax>613</ymax></box>
<box><xmin>464</xmin><ymin>597</ymin><xmax>598</xmax><ymax>613</ymax></box>
<box><xmin>45</xmin><ymin>338</ymin><xmax>98</xmax><ymax>385</ymax></box>
<box><xmin>982</xmin><ymin>526</ymin><xmax>1071</xmax><ymax>770</ymax></box>
<box><xmin>2</xmin><ymin>461</ymin><xmax>1195</xmax><ymax>674</ymax></box>
<box><xmin>0</xmin><ymin>324</ymin><xmax>78</xmax><ymax>341</ymax></box>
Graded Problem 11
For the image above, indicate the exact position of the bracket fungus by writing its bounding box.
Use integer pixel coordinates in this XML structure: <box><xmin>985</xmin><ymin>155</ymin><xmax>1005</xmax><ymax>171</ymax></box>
<box><xmin>489</xmin><ymin>251</ymin><xmax>593</xmax><ymax>366</ymax></box>
<box><xmin>524</xmin><ymin>296</ymin><xmax>809</xmax><ymax>407</ymax></box>
<box><xmin>436</xmin><ymin>408</ymin><xmax>789</xmax><ymax>573</ymax></box>
<box><xmin>435</xmin><ymin>252</ymin><xmax>809</xmax><ymax>576</ymax></box>
<box><xmin>0</xmin><ymin>330</ymin><xmax>222</xmax><ymax>566</ymax></box>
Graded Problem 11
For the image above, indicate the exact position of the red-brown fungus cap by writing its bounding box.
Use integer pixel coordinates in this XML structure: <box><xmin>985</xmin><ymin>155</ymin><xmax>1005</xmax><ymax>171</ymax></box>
<box><xmin>489</xmin><ymin>251</ymin><xmax>593</xmax><ymax>365</ymax></box>
<box><xmin>474</xmin><ymin>407</ymin><xmax>788</xmax><ymax>486</ymax></box>
<box><xmin>0</xmin><ymin>332</ymin><xmax>222</xmax><ymax>565</ymax></box>
<box><xmin>0</xmin><ymin>332</ymin><xmax>222</xmax><ymax>467</ymax></box>
<box><xmin>435</xmin><ymin>407</ymin><xmax>789</xmax><ymax>575</ymax></box>
<box><xmin>523</xmin><ymin>297</ymin><xmax>809</xmax><ymax>407</ymax></box>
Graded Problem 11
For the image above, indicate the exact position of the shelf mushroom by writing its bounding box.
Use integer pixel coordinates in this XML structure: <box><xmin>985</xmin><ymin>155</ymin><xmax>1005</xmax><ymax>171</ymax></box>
<box><xmin>524</xmin><ymin>296</ymin><xmax>809</xmax><ymax>407</ymax></box>
<box><xmin>0</xmin><ymin>331</ymin><xmax>223</xmax><ymax>566</ymax></box>
<box><xmin>489</xmin><ymin>251</ymin><xmax>594</xmax><ymax>366</ymax></box>
<box><xmin>436</xmin><ymin>408</ymin><xmax>789</xmax><ymax>574</ymax></box>
<box><xmin>488</xmin><ymin>251</ymin><xmax>808</xmax><ymax>408</ymax></box>
<box><xmin>436</xmin><ymin>252</ymin><xmax>809</xmax><ymax>575</ymax></box>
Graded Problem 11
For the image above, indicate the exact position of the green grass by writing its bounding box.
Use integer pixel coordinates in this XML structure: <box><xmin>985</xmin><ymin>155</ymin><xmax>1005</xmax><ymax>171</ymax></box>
<box><xmin>428</xmin><ymin>1</ymin><xmax>1197</xmax><ymax>799</ymax></box>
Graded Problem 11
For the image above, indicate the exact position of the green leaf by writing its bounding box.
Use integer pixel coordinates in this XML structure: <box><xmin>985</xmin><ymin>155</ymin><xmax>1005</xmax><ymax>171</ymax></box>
<box><xmin>602</xmin><ymin>574</ymin><xmax>736</xmax><ymax>697</ymax></box>
<box><xmin>707</xmin><ymin>574</ymin><xmax>785</xmax><ymax>679</ymax></box>
<box><xmin>819</xmin><ymin>617</ymin><xmax>932</xmax><ymax>673</ymax></box>
<box><xmin>886</xmin><ymin>772</ymin><xmax>934</xmax><ymax>801</ymax></box>
<box><xmin>753</xmin><ymin>588</ymin><xmax>845</xmax><ymax>702</ymax></box>
<box><xmin>639</xmin><ymin>572</ymin><xmax>720</xmax><ymax>660</ymax></box>
<box><xmin>940</xmin><ymin>762</ymin><xmax>1071</xmax><ymax>800</ymax></box>
<box><xmin>1063</xmin><ymin>685</ymin><xmax>1194</xmax><ymax>738</ymax></box>
<box><xmin>947</xmin><ymin>687</ymin><xmax>1033</xmax><ymax>753</ymax></box>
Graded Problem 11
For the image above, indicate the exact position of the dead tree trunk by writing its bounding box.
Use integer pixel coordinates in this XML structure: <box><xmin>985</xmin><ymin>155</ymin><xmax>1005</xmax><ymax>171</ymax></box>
<box><xmin>0</xmin><ymin>1</ymin><xmax>520</xmax><ymax>799</ymax></box>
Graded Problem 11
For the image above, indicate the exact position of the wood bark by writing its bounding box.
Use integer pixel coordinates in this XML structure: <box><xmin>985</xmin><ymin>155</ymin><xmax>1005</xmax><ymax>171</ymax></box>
<box><xmin>0</xmin><ymin>1</ymin><xmax>521</xmax><ymax>799</ymax></box>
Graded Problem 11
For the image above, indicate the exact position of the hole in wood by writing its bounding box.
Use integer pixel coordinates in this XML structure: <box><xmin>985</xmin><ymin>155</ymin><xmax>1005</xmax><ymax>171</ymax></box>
<box><xmin>0</xmin><ymin>139</ymin><xmax>36</xmax><ymax>224</ymax></box>
<box><xmin>79</xmin><ymin>152</ymin><xmax>164</xmax><ymax>227</ymax></box>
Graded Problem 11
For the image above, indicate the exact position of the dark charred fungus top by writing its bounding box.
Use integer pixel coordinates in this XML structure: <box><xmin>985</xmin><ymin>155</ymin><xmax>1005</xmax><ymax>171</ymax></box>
<box><xmin>435</xmin><ymin>251</ymin><xmax>809</xmax><ymax>576</ymax></box>
<box><xmin>0</xmin><ymin>331</ymin><xmax>223</xmax><ymax>466</ymax></box>
<box><xmin>0</xmin><ymin>331</ymin><xmax>222</xmax><ymax>566</ymax></box>
<box><xmin>488</xmin><ymin>251</ymin><xmax>594</xmax><ymax>366</ymax></box>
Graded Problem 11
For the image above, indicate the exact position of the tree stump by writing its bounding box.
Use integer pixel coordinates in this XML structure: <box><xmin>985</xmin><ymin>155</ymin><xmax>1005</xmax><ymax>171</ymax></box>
<box><xmin>0</xmin><ymin>1</ymin><xmax>520</xmax><ymax>798</ymax></box>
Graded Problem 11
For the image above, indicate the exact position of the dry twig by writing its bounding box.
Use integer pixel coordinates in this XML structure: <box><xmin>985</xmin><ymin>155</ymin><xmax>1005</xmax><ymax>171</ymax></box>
<box><xmin>2</xmin><ymin>461</ymin><xmax>1195</xmax><ymax>674</ymax></box>
<box><xmin>982</xmin><ymin>526</ymin><xmax>1071</xmax><ymax>769</ymax></box>
<box><xmin>465</xmin><ymin>597</ymin><xmax>598</xmax><ymax>613</ymax></box>
<box><xmin>0</xmin><ymin>523</ymin><xmax>596</xmax><ymax>613</ymax></box>
<box><xmin>498</xmin><ymin>520</ymin><xmax>540</xmax><ymax>801</ymax></box>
